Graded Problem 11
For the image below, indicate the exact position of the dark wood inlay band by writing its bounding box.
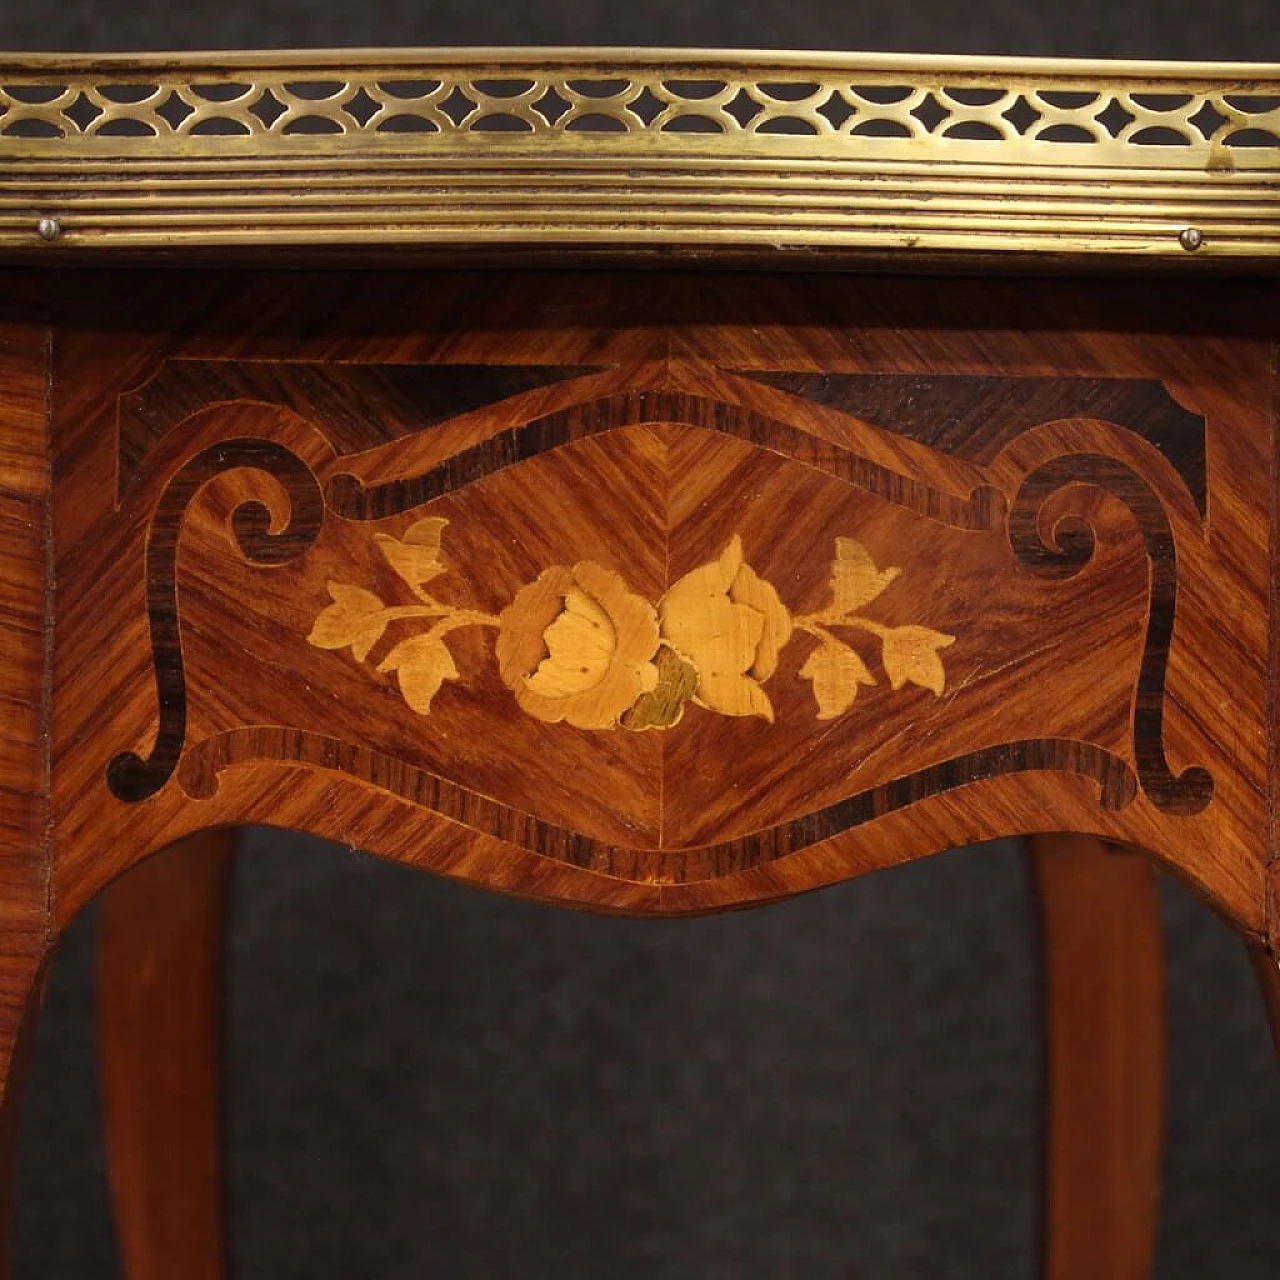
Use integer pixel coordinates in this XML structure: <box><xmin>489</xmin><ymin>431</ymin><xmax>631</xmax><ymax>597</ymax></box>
<box><xmin>1008</xmin><ymin>451</ymin><xmax>1212</xmax><ymax>814</ymax></box>
<box><xmin>178</xmin><ymin>727</ymin><xmax>1137</xmax><ymax>882</ymax></box>
<box><xmin>324</xmin><ymin>391</ymin><xmax>1005</xmax><ymax>531</ymax></box>
<box><xmin>106</xmin><ymin>439</ymin><xmax>324</xmax><ymax>802</ymax></box>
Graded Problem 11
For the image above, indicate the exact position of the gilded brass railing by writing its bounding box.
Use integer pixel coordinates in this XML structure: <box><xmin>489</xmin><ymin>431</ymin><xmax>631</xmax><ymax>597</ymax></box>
<box><xmin>2</xmin><ymin>49</ymin><xmax>1278</xmax><ymax>260</ymax></box>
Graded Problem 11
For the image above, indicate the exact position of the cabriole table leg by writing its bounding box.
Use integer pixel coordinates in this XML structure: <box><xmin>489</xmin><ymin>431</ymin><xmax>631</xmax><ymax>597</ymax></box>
<box><xmin>1032</xmin><ymin>834</ymin><xmax>1166</xmax><ymax>1280</ymax></box>
<box><xmin>96</xmin><ymin>829</ymin><xmax>233</xmax><ymax>1280</ymax></box>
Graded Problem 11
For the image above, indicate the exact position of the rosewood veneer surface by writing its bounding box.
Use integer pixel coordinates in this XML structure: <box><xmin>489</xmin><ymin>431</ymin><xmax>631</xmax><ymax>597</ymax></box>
<box><xmin>6</xmin><ymin>268</ymin><xmax>1264</xmax><ymax>924</ymax></box>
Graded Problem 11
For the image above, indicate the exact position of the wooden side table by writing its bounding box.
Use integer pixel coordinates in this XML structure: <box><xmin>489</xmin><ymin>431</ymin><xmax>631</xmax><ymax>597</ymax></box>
<box><xmin>0</xmin><ymin>47</ymin><xmax>1277</xmax><ymax>1278</ymax></box>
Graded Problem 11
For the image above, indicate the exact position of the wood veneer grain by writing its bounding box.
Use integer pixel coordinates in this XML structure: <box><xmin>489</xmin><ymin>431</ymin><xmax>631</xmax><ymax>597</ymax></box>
<box><xmin>7</xmin><ymin>269</ymin><xmax>1271</xmax><ymax>932</ymax></box>
<box><xmin>97</xmin><ymin>829</ymin><xmax>231</xmax><ymax>1280</ymax></box>
<box><xmin>0</xmin><ymin>317</ymin><xmax>53</xmax><ymax>1262</ymax></box>
<box><xmin>1033</xmin><ymin>834</ymin><xmax>1166</xmax><ymax>1280</ymax></box>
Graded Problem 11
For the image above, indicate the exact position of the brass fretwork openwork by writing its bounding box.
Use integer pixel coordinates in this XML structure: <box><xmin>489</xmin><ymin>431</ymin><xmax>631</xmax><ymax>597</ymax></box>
<box><xmin>2</xmin><ymin>49</ymin><xmax>1277</xmax><ymax>260</ymax></box>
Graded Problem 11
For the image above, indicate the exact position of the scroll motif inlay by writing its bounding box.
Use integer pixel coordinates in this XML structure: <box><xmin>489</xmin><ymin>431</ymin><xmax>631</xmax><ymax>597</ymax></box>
<box><xmin>102</xmin><ymin>367</ymin><xmax>1214</xmax><ymax>886</ymax></box>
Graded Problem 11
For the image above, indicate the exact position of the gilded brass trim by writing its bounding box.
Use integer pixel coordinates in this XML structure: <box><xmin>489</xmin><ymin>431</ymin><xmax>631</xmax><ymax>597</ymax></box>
<box><xmin>3</xmin><ymin>48</ymin><xmax>1279</xmax><ymax>262</ymax></box>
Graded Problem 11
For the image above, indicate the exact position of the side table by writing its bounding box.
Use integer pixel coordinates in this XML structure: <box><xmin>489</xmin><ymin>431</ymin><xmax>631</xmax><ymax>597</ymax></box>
<box><xmin>0</xmin><ymin>47</ymin><xmax>1278</xmax><ymax>1279</ymax></box>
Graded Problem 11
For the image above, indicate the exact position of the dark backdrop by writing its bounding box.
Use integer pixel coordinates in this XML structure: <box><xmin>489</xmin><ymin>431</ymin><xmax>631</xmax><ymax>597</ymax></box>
<box><xmin>6</xmin><ymin>4</ymin><xmax>1280</xmax><ymax>1278</ymax></box>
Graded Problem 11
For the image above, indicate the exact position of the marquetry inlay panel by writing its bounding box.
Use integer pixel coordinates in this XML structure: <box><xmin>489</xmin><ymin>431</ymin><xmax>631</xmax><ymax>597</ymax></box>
<box><xmin>44</xmin><ymin>271</ymin><xmax>1269</xmax><ymax>926</ymax></box>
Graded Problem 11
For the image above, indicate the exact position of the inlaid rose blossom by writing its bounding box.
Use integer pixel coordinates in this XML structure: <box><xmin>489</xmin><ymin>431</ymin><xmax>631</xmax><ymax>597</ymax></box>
<box><xmin>308</xmin><ymin>518</ymin><xmax>955</xmax><ymax>729</ymax></box>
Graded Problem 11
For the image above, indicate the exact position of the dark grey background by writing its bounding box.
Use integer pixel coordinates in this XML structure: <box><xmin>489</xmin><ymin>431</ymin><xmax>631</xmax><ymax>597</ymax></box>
<box><xmin>0</xmin><ymin>1</ymin><xmax>1278</xmax><ymax>61</ymax></box>
<box><xmin>6</xmin><ymin>4</ymin><xmax>1280</xmax><ymax>1277</ymax></box>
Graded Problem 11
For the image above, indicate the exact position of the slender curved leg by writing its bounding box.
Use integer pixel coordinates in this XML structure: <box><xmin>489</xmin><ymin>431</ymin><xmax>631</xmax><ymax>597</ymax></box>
<box><xmin>1246</xmin><ymin>943</ymin><xmax>1280</xmax><ymax>1062</ymax></box>
<box><xmin>96</xmin><ymin>829</ymin><xmax>234</xmax><ymax>1280</ymax></box>
<box><xmin>0</xmin><ymin>950</ymin><xmax>51</xmax><ymax>1276</ymax></box>
<box><xmin>1030</xmin><ymin>833</ymin><xmax>1166</xmax><ymax>1280</ymax></box>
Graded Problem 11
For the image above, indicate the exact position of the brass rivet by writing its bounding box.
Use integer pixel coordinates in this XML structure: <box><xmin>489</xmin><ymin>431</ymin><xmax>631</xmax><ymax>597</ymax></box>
<box><xmin>36</xmin><ymin>216</ymin><xmax>62</xmax><ymax>242</ymax></box>
<box><xmin>1179</xmin><ymin>226</ymin><xmax>1204</xmax><ymax>252</ymax></box>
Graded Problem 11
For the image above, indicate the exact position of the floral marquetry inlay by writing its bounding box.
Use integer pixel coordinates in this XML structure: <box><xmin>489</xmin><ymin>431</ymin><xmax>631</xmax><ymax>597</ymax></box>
<box><xmin>307</xmin><ymin>519</ymin><xmax>955</xmax><ymax>731</ymax></box>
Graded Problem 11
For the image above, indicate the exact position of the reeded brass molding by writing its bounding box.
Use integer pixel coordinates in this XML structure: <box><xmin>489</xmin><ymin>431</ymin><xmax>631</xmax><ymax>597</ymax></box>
<box><xmin>2</xmin><ymin>48</ymin><xmax>1279</xmax><ymax>263</ymax></box>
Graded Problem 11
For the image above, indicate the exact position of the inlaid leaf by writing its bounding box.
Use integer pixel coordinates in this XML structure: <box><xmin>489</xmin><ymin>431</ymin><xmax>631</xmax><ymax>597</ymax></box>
<box><xmin>622</xmin><ymin>645</ymin><xmax>699</xmax><ymax>731</ymax></box>
<box><xmin>880</xmin><ymin>625</ymin><xmax>955</xmax><ymax>696</ymax></box>
<box><xmin>307</xmin><ymin>582</ymin><xmax>388</xmax><ymax>661</ymax></box>
<box><xmin>377</xmin><ymin>632</ymin><xmax>460</xmax><ymax>715</ymax></box>
<box><xmin>374</xmin><ymin>516</ymin><xmax>449</xmax><ymax>588</ymax></box>
<box><xmin>830</xmin><ymin>537</ymin><xmax>900</xmax><ymax>616</ymax></box>
<box><xmin>800</xmin><ymin>639</ymin><xmax>876</xmax><ymax>719</ymax></box>
<box><xmin>403</xmin><ymin>516</ymin><xmax>448</xmax><ymax>549</ymax></box>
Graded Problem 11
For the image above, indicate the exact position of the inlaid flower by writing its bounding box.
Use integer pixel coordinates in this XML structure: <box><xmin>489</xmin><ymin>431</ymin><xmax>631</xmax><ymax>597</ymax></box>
<box><xmin>311</xmin><ymin>520</ymin><xmax>953</xmax><ymax>732</ymax></box>
<box><xmin>658</xmin><ymin>535</ymin><xmax>792</xmax><ymax>722</ymax></box>
<box><xmin>495</xmin><ymin>562</ymin><xmax>661</xmax><ymax>730</ymax></box>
